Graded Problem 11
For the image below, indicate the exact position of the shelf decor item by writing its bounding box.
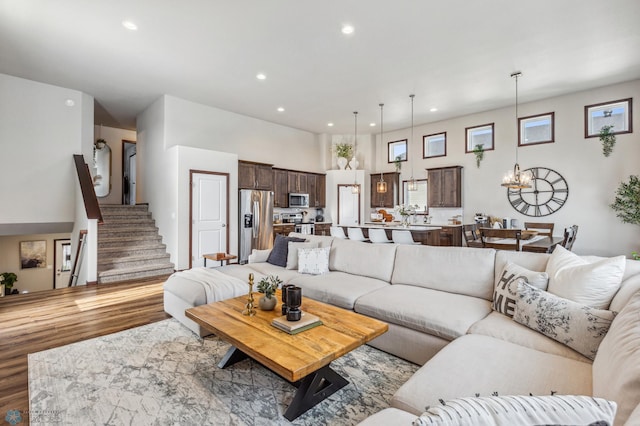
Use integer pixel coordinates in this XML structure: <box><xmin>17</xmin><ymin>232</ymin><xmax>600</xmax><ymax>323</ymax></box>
<box><xmin>334</xmin><ymin>142</ymin><xmax>353</xmax><ymax>170</ymax></box>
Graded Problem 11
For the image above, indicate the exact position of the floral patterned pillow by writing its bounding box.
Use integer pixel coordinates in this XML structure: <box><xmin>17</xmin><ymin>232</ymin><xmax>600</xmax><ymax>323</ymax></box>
<box><xmin>514</xmin><ymin>281</ymin><xmax>616</xmax><ymax>360</ymax></box>
<box><xmin>298</xmin><ymin>247</ymin><xmax>330</xmax><ymax>275</ymax></box>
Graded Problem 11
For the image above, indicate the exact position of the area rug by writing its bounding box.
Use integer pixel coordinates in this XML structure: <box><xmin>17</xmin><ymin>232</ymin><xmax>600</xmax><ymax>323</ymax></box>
<box><xmin>28</xmin><ymin>318</ymin><xmax>419</xmax><ymax>425</ymax></box>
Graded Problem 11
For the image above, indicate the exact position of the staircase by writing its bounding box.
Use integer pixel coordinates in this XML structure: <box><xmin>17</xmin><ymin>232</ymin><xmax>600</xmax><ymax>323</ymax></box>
<box><xmin>98</xmin><ymin>205</ymin><xmax>175</xmax><ymax>284</ymax></box>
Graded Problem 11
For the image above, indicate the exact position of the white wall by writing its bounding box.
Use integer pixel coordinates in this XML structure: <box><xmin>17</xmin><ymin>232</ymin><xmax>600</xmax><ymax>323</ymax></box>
<box><xmin>368</xmin><ymin>80</ymin><xmax>640</xmax><ymax>257</ymax></box>
<box><xmin>93</xmin><ymin>125</ymin><xmax>137</xmax><ymax>205</ymax></box>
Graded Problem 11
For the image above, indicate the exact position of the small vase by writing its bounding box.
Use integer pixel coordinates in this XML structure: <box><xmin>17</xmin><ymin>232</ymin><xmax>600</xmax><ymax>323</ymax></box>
<box><xmin>401</xmin><ymin>215</ymin><xmax>410</xmax><ymax>228</ymax></box>
<box><xmin>349</xmin><ymin>157</ymin><xmax>359</xmax><ymax>170</ymax></box>
<box><xmin>337</xmin><ymin>157</ymin><xmax>348</xmax><ymax>170</ymax></box>
<box><xmin>259</xmin><ymin>295</ymin><xmax>277</xmax><ymax>311</ymax></box>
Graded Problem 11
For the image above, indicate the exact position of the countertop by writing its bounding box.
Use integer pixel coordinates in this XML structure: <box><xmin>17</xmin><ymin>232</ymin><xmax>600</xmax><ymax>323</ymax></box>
<box><xmin>364</xmin><ymin>221</ymin><xmax>462</xmax><ymax>228</ymax></box>
<box><xmin>273</xmin><ymin>222</ymin><xmax>332</xmax><ymax>227</ymax></box>
<box><xmin>352</xmin><ymin>223</ymin><xmax>442</xmax><ymax>231</ymax></box>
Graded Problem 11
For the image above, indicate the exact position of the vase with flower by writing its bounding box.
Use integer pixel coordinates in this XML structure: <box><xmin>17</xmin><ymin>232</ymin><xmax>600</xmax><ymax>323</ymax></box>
<box><xmin>257</xmin><ymin>275</ymin><xmax>283</xmax><ymax>311</ymax></box>
<box><xmin>394</xmin><ymin>204</ymin><xmax>416</xmax><ymax>228</ymax></box>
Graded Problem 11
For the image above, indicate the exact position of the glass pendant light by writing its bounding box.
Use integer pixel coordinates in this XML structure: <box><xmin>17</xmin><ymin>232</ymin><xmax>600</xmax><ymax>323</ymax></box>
<box><xmin>501</xmin><ymin>72</ymin><xmax>532</xmax><ymax>189</ymax></box>
<box><xmin>352</xmin><ymin>111</ymin><xmax>360</xmax><ymax>194</ymax></box>
<box><xmin>376</xmin><ymin>103</ymin><xmax>388</xmax><ymax>193</ymax></box>
<box><xmin>407</xmin><ymin>94</ymin><xmax>418</xmax><ymax>191</ymax></box>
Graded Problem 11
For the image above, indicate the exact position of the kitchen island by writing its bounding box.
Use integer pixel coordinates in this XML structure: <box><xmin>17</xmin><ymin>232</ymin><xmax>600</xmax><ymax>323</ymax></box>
<box><xmin>339</xmin><ymin>223</ymin><xmax>442</xmax><ymax>245</ymax></box>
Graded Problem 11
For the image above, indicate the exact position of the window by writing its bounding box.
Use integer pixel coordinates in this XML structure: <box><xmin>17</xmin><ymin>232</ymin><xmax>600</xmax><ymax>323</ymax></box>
<box><xmin>465</xmin><ymin>123</ymin><xmax>494</xmax><ymax>153</ymax></box>
<box><xmin>402</xmin><ymin>179</ymin><xmax>428</xmax><ymax>212</ymax></box>
<box><xmin>423</xmin><ymin>132</ymin><xmax>447</xmax><ymax>158</ymax></box>
<box><xmin>519</xmin><ymin>112</ymin><xmax>554</xmax><ymax>146</ymax></box>
<box><xmin>388</xmin><ymin>139</ymin><xmax>408</xmax><ymax>163</ymax></box>
<box><xmin>584</xmin><ymin>98</ymin><xmax>632</xmax><ymax>137</ymax></box>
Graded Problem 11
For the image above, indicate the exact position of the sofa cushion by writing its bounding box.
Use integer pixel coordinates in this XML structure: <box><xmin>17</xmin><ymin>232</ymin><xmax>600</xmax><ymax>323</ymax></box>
<box><xmin>286</xmin><ymin>241</ymin><xmax>318</xmax><ymax>270</ymax></box>
<box><xmin>288</xmin><ymin>232</ymin><xmax>334</xmax><ymax>248</ymax></box>
<box><xmin>240</xmin><ymin>262</ymin><xmax>301</xmax><ymax>283</ymax></box>
<box><xmin>355</xmin><ymin>285</ymin><xmax>491</xmax><ymax>341</ymax></box>
<box><xmin>391</xmin><ymin>334</ymin><xmax>593</xmax><ymax>416</ymax></box>
<box><xmin>546</xmin><ymin>245</ymin><xmax>625</xmax><ymax>309</ymax></box>
<box><xmin>298</xmin><ymin>246</ymin><xmax>330</xmax><ymax>275</ymax></box>
<box><xmin>593</xmin><ymin>289</ymin><xmax>640</xmax><ymax>426</ymax></box>
<box><xmin>290</xmin><ymin>271</ymin><xmax>388</xmax><ymax>310</ymax></box>
<box><xmin>514</xmin><ymin>282</ymin><xmax>616</xmax><ymax>360</ymax></box>
<box><xmin>163</xmin><ymin>267</ymin><xmax>249</xmax><ymax>306</ymax></box>
<box><xmin>492</xmin><ymin>262</ymin><xmax>548</xmax><ymax>318</ymax></box>
<box><xmin>329</xmin><ymin>237</ymin><xmax>397</xmax><ymax>282</ymax></box>
<box><xmin>391</xmin><ymin>246</ymin><xmax>495</xmax><ymax>300</ymax></box>
<box><xmin>355</xmin><ymin>407</ymin><xmax>416</xmax><ymax>426</ymax></box>
<box><xmin>413</xmin><ymin>395</ymin><xmax>616</xmax><ymax>426</ymax></box>
<box><xmin>266</xmin><ymin>234</ymin><xmax>306</xmax><ymax>267</ymax></box>
<box><xmin>494</xmin><ymin>250</ymin><xmax>549</xmax><ymax>280</ymax></box>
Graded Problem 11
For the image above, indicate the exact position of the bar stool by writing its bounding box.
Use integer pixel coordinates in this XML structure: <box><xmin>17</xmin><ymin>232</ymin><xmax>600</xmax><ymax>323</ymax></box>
<box><xmin>347</xmin><ymin>227</ymin><xmax>369</xmax><ymax>242</ymax></box>
<box><xmin>330</xmin><ymin>226</ymin><xmax>347</xmax><ymax>239</ymax></box>
<box><xmin>391</xmin><ymin>230</ymin><xmax>420</xmax><ymax>245</ymax></box>
<box><xmin>368</xmin><ymin>228</ymin><xmax>392</xmax><ymax>243</ymax></box>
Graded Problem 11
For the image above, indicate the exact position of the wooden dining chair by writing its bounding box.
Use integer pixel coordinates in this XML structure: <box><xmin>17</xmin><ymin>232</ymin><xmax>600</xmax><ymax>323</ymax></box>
<box><xmin>561</xmin><ymin>225</ymin><xmax>579</xmax><ymax>251</ymax></box>
<box><xmin>479</xmin><ymin>228</ymin><xmax>522</xmax><ymax>251</ymax></box>
<box><xmin>524</xmin><ymin>222</ymin><xmax>554</xmax><ymax>238</ymax></box>
<box><xmin>463</xmin><ymin>224</ymin><xmax>483</xmax><ymax>248</ymax></box>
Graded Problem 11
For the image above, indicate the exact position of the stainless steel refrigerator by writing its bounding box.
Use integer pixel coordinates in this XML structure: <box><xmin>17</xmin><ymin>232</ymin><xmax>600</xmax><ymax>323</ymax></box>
<box><xmin>239</xmin><ymin>189</ymin><xmax>274</xmax><ymax>264</ymax></box>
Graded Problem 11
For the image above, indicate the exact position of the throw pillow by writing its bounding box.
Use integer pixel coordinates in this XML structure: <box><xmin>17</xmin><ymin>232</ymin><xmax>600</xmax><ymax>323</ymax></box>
<box><xmin>413</xmin><ymin>395</ymin><xmax>617</xmax><ymax>426</ymax></box>
<box><xmin>514</xmin><ymin>281</ymin><xmax>617</xmax><ymax>360</ymax></box>
<box><xmin>266</xmin><ymin>234</ymin><xmax>306</xmax><ymax>267</ymax></box>
<box><xmin>492</xmin><ymin>262</ymin><xmax>549</xmax><ymax>318</ymax></box>
<box><xmin>546</xmin><ymin>245</ymin><xmax>625</xmax><ymax>309</ymax></box>
<box><xmin>248</xmin><ymin>248</ymin><xmax>271</xmax><ymax>264</ymax></box>
<box><xmin>286</xmin><ymin>241</ymin><xmax>319</xmax><ymax>270</ymax></box>
<box><xmin>298</xmin><ymin>247</ymin><xmax>330</xmax><ymax>275</ymax></box>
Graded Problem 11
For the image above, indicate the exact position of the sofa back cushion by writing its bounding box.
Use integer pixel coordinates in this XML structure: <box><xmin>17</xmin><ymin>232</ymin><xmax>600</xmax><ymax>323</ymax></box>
<box><xmin>494</xmin><ymin>250</ymin><xmax>550</xmax><ymax>278</ymax></box>
<box><xmin>288</xmin><ymin>232</ymin><xmax>334</xmax><ymax>248</ymax></box>
<box><xmin>391</xmin><ymin>245</ymin><xmax>495</xmax><ymax>300</ymax></box>
<box><xmin>592</xmin><ymin>289</ymin><xmax>640</xmax><ymax>425</ymax></box>
<box><xmin>329</xmin><ymin>237</ymin><xmax>397</xmax><ymax>282</ymax></box>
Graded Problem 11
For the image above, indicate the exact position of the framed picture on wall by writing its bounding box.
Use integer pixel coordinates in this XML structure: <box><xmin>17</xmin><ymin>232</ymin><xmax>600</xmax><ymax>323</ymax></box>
<box><xmin>388</xmin><ymin>139</ymin><xmax>408</xmax><ymax>163</ymax></box>
<box><xmin>20</xmin><ymin>240</ymin><xmax>47</xmax><ymax>269</ymax></box>
<box><xmin>465</xmin><ymin>123</ymin><xmax>494</xmax><ymax>153</ymax></box>
<box><xmin>519</xmin><ymin>112</ymin><xmax>555</xmax><ymax>146</ymax></box>
<box><xmin>423</xmin><ymin>132</ymin><xmax>447</xmax><ymax>158</ymax></box>
<box><xmin>584</xmin><ymin>98</ymin><xmax>632</xmax><ymax>138</ymax></box>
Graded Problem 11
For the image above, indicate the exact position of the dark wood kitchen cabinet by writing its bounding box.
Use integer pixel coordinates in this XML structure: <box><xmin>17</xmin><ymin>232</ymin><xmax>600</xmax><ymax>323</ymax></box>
<box><xmin>238</xmin><ymin>160</ymin><xmax>273</xmax><ymax>190</ymax></box>
<box><xmin>273</xmin><ymin>168</ymin><xmax>289</xmax><ymax>207</ymax></box>
<box><xmin>307</xmin><ymin>173</ymin><xmax>326</xmax><ymax>208</ymax></box>
<box><xmin>427</xmin><ymin>166</ymin><xmax>462</xmax><ymax>208</ymax></box>
<box><xmin>370</xmin><ymin>172</ymin><xmax>400</xmax><ymax>208</ymax></box>
<box><xmin>287</xmin><ymin>171</ymin><xmax>308</xmax><ymax>194</ymax></box>
<box><xmin>438</xmin><ymin>226</ymin><xmax>463</xmax><ymax>246</ymax></box>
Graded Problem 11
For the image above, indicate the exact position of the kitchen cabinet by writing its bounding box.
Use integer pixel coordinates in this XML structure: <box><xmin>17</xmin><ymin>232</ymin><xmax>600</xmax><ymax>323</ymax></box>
<box><xmin>238</xmin><ymin>161</ymin><xmax>274</xmax><ymax>190</ymax></box>
<box><xmin>273</xmin><ymin>168</ymin><xmax>289</xmax><ymax>207</ymax></box>
<box><xmin>438</xmin><ymin>226</ymin><xmax>462</xmax><ymax>247</ymax></box>
<box><xmin>287</xmin><ymin>171</ymin><xmax>308</xmax><ymax>194</ymax></box>
<box><xmin>307</xmin><ymin>173</ymin><xmax>326</xmax><ymax>208</ymax></box>
<box><xmin>274</xmin><ymin>224</ymin><xmax>294</xmax><ymax>238</ymax></box>
<box><xmin>314</xmin><ymin>223</ymin><xmax>331</xmax><ymax>236</ymax></box>
<box><xmin>370</xmin><ymin>172</ymin><xmax>400</xmax><ymax>208</ymax></box>
<box><xmin>427</xmin><ymin>166</ymin><xmax>462</xmax><ymax>208</ymax></box>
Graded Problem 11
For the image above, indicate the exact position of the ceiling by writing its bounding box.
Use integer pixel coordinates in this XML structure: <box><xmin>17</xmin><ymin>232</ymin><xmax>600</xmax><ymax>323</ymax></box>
<box><xmin>1</xmin><ymin>0</ymin><xmax>639</xmax><ymax>135</ymax></box>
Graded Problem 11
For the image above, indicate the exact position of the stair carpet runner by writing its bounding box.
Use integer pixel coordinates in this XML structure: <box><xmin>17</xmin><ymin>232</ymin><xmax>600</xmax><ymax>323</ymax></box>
<box><xmin>98</xmin><ymin>205</ymin><xmax>175</xmax><ymax>284</ymax></box>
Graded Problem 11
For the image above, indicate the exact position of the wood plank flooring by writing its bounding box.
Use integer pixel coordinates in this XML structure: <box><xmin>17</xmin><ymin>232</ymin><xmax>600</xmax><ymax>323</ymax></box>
<box><xmin>0</xmin><ymin>279</ymin><xmax>170</xmax><ymax>424</ymax></box>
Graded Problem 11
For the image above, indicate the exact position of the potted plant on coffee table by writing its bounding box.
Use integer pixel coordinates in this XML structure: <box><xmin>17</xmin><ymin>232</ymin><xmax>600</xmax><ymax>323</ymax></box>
<box><xmin>257</xmin><ymin>275</ymin><xmax>283</xmax><ymax>311</ymax></box>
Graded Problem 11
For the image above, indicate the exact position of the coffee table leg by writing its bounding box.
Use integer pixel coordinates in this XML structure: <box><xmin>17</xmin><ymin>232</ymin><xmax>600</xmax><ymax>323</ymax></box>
<box><xmin>218</xmin><ymin>346</ymin><xmax>248</xmax><ymax>369</ymax></box>
<box><xmin>284</xmin><ymin>364</ymin><xmax>349</xmax><ymax>421</ymax></box>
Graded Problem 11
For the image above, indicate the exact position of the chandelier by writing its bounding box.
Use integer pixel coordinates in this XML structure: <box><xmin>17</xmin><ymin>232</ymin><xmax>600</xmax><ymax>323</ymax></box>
<box><xmin>501</xmin><ymin>71</ymin><xmax>532</xmax><ymax>189</ymax></box>
<box><xmin>376</xmin><ymin>103</ymin><xmax>387</xmax><ymax>193</ymax></box>
<box><xmin>352</xmin><ymin>111</ymin><xmax>360</xmax><ymax>194</ymax></box>
<box><xmin>407</xmin><ymin>94</ymin><xmax>417</xmax><ymax>191</ymax></box>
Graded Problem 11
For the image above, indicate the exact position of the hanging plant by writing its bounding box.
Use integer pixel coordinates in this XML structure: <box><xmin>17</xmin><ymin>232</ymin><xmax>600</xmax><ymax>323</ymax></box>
<box><xmin>599</xmin><ymin>125</ymin><xmax>616</xmax><ymax>157</ymax></box>
<box><xmin>472</xmin><ymin>144</ymin><xmax>484</xmax><ymax>168</ymax></box>
<box><xmin>394</xmin><ymin>156</ymin><xmax>402</xmax><ymax>172</ymax></box>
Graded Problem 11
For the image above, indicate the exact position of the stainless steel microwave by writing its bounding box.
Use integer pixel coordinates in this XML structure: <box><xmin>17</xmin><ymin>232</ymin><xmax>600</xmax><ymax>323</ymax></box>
<box><xmin>288</xmin><ymin>193</ymin><xmax>309</xmax><ymax>208</ymax></box>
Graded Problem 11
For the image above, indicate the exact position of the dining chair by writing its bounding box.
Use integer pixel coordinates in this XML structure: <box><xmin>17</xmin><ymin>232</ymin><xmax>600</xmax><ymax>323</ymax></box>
<box><xmin>524</xmin><ymin>222</ymin><xmax>554</xmax><ymax>238</ymax></box>
<box><xmin>368</xmin><ymin>228</ymin><xmax>392</xmax><ymax>243</ymax></box>
<box><xmin>479</xmin><ymin>228</ymin><xmax>522</xmax><ymax>251</ymax></box>
<box><xmin>330</xmin><ymin>226</ymin><xmax>347</xmax><ymax>239</ymax></box>
<box><xmin>462</xmin><ymin>224</ymin><xmax>483</xmax><ymax>248</ymax></box>
<box><xmin>561</xmin><ymin>225</ymin><xmax>579</xmax><ymax>251</ymax></box>
<box><xmin>347</xmin><ymin>227</ymin><xmax>369</xmax><ymax>242</ymax></box>
<box><xmin>391</xmin><ymin>230</ymin><xmax>420</xmax><ymax>245</ymax></box>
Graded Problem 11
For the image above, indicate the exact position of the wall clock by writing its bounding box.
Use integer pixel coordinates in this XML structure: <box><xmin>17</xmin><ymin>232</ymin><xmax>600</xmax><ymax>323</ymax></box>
<box><xmin>507</xmin><ymin>167</ymin><xmax>569</xmax><ymax>217</ymax></box>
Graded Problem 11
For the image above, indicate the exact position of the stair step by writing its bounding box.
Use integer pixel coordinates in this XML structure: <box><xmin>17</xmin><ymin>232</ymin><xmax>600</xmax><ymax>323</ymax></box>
<box><xmin>98</xmin><ymin>235</ymin><xmax>163</xmax><ymax>249</ymax></box>
<box><xmin>101</xmin><ymin>217</ymin><xmax>155</xmax><ymax>226</ymax></box>
<box><xmin>99</xmin><ymin>244</ymin><xmax>168</xmax><ymax>258</ymax></box>
<box><xmin>98</xmin><ymin>263</ymin><xmax>175</xmax><ymax>284</ymax></box>
<box><xmin>98</xmin><ymin>227</ymin><xmax>159</xmax><ymax>238</ymax></box>
<box><xmin>98</xmin><ymin>253</ymin><xmax>171</xmax><ymax>271</ymax></box>
<box><xmin>99</xmin><ymin>224</ymin><xmax>158</xmax><ymax>233</ymax></box>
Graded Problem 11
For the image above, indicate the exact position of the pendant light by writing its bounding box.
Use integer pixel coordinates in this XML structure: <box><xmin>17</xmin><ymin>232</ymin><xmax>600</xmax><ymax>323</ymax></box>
<box><xmin>501</xmin><ymin>71</ymin><xmax>532</xmax><ymax>189</ymax></box>
<box><xmin>376</xmin><ymin>103</ymin><xmax>388</xmax><ymax>193</ymax></box>
<box><xmin>407</xmin><ymin>94</ymin><xmax>418</xmax><ymax>191</ymax></box>
<box><xmin>351</xmin><ymin>111</ymin><xmax>360</xmax><ymax>194</ymax></box>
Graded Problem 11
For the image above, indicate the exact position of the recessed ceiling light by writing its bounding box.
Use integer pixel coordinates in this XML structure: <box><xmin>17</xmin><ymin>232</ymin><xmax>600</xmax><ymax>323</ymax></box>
<box><xmin>64</xmin><ymin>99</ymin><xmax>75</xmax><ymax>107</ymax></box>
<box><xmin>277</xmin><ymin>107</ymin><xmax>285</xmax><ymax>112</ymax></box>
<box><xmin>341</xmin><ymin>24</ymin><xmax>354</xmax><ymax>35</ymax></box>
<box><xmin>327</xmin><ymin>122</ymin><xmax>334</xmax><ymax>127</ymax></box>
<box><xmin>369</xmin><ymin>122</ymin><xmax>376</xmax><ymax>127</ymax></box>
<box><xmin>430</xmin><ymin>107</ymin><xmax>438</xmax><ymax>112</ymax></box>
<box><xmin>122</xmin><ymin>21</ymin><xmax>138</xmax><ymax>31</ymax></box>
<box><xmin>256</xmin><ymin>73</ymin><xmax>266</xmax><ymax>80</ymax></box>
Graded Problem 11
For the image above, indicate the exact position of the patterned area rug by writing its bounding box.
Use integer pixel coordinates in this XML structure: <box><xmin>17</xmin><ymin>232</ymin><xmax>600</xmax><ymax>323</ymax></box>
<box><xmin>29</xmin><ymin>319</ymin><xmax>419</xmax><ymax>425</ymax></box>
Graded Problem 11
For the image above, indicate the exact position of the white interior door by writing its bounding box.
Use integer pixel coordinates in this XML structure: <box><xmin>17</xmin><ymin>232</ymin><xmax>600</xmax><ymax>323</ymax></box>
<box><xmin>54</xmin><ymin>239</ymin><xmax>72</xmax><ymax>289</ymax></box>
<box><xmin>338</xmin><ymin>184</ymin><xmax>360</xmax><ymax>226</ymax></box>
<box><xmin>191</xmin><ymin>172</ymin><xmax>228</xmax><ymax>268</ymax></box>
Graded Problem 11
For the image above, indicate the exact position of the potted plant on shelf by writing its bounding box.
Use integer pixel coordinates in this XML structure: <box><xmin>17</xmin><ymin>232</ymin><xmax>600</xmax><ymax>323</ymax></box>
<box><xmin>610</xmin><ymin>175</ymin><xmax>640</xmax><ymax>260</ymax></box>
<box><xmin>257</xmin><ymin>275</ymin><xmax>283</xmax><ymax>310</ymax></box>
<box><xmin>599</xmin><ymin>125</ymin><xmax>616</xmax><ymax>157</ymax></box>
<box><xmin>473</xmin><ymin>144</ymin><xmax>485</xmax><ymax>168</ymax></box>
<box><xmin>333</xmin><ymin>143</ymin><xmax>353</xmax><ymax>170</ymax></box>
<box><xmin>0</xmin><ymin>272</ymin><xmax>18</xmax><ymax>296</ymax></box>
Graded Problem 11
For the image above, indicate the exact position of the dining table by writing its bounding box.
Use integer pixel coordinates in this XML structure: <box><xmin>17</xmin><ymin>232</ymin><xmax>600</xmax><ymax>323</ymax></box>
<box><xmin>520</xmin><ymin>235</ymin><xmax>565</xmax><ymax>253</ymax></box>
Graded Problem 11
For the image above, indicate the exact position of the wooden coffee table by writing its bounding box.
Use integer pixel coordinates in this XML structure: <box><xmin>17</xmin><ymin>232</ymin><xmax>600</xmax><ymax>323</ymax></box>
<box><xmin>185</xmin><ymin>290</ymin><xmax>388</xmax><ymax>420</ymax></box>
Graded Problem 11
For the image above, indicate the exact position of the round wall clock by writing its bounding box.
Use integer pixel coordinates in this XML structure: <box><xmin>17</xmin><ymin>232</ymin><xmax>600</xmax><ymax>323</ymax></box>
<box><xmin>507</xmin><ymin>167</ymin><xmax>569</xmax><ymax>217</ymax></box>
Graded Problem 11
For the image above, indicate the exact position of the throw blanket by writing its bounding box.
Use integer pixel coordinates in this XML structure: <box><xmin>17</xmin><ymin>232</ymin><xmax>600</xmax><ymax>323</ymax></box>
<box><xmin>173</xmin><ymin>267</ymin><xmax>249</xmax><ymax>303</ymax></box>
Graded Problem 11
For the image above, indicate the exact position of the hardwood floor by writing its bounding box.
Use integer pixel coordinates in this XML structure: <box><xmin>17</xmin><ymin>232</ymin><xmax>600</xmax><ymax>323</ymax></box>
<box><xmin>0</xmin><ymin>279</ymin><xmax>170</xmax><ymax>423</ymax></box>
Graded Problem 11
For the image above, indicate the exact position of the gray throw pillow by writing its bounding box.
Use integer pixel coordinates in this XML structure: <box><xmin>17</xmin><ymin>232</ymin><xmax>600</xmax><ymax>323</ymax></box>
<box><xmin>266</xmin><ymin>234</ymin><xmax>306</xmax><ymax>267</ymax></box>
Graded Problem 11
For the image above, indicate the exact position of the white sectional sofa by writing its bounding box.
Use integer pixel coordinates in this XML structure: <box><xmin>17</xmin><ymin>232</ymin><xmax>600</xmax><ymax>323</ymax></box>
<box><xmin>163</xmin><ymin>232</ymin><xmax>640</xmax><ymax>425</ymax></box>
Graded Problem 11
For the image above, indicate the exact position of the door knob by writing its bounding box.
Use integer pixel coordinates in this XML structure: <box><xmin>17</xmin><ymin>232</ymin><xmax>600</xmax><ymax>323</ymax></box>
<box><xmin>221</xmin><ymin>223</ymin><xmax>226</xmax><ymax>227</ymax></box>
